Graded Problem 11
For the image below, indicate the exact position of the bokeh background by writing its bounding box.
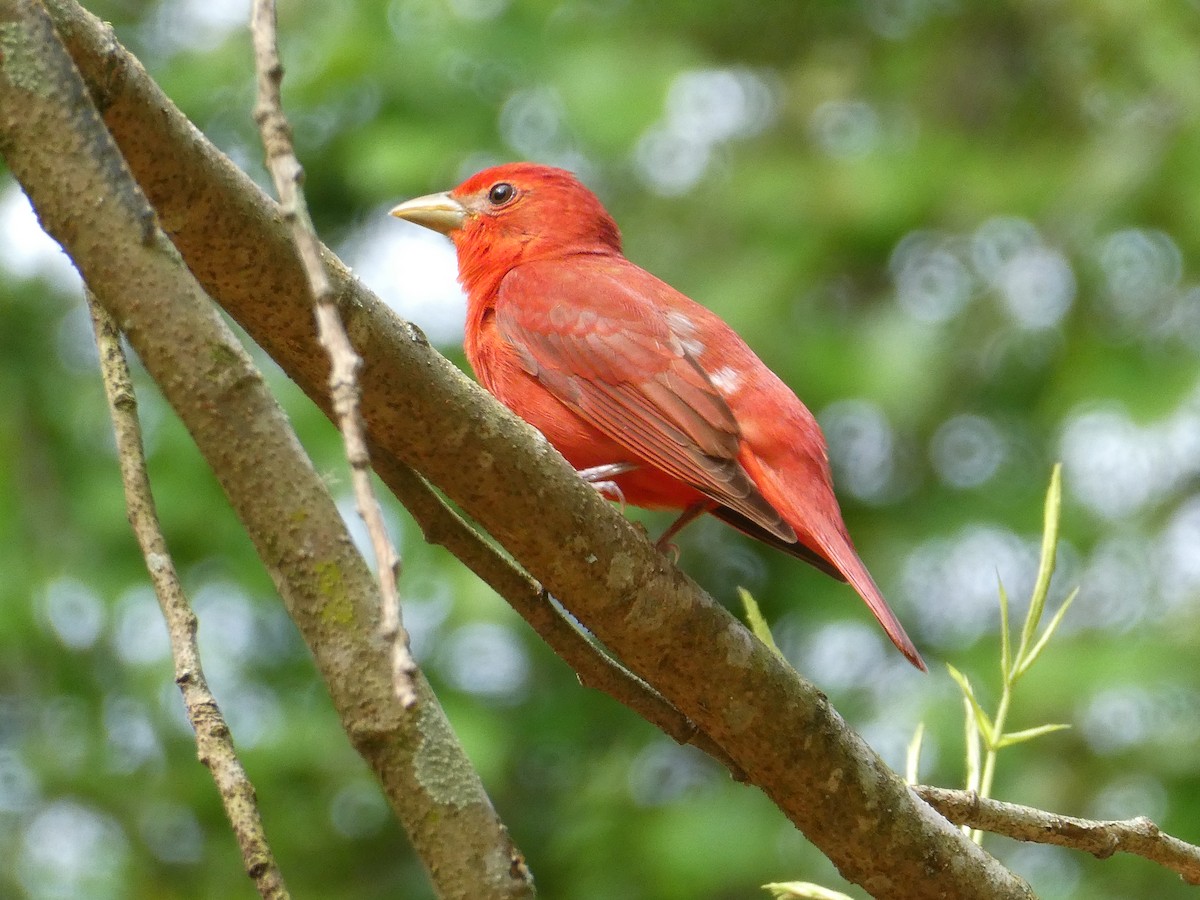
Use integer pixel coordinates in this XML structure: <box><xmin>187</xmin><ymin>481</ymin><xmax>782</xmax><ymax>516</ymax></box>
<box><xmin>3</xmin><ymin>1</ymin><xmax>1200</xmax><ymax>897</ymax></box>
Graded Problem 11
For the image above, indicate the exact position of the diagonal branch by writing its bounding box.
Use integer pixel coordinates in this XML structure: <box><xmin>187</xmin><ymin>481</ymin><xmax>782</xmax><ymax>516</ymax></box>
<box><xmin>916</xmin><ymin>786</ymin><xmax>1200</xmax><ymax>886</ymax></box>
<box><xmin>87</xmin><ymin>294</ymin><xmax>290</xmax><ymax>900</ymax></box>
<box><xmin>368</xmin><ymin>450</ymin><xmax>745</xmax><ymax>777</ymax></box>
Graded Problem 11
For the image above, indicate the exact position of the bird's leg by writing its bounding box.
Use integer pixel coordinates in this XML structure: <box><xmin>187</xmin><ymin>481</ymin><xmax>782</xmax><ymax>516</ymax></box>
<box><xmin>656</xmin><ymin>500</ymin><xmax>716</xmax><ymax>560</ymax></box>
<box><xmin>577</xmin><ymin>462</ymin><xmax>636</xmax><ymax>509</ymax></box>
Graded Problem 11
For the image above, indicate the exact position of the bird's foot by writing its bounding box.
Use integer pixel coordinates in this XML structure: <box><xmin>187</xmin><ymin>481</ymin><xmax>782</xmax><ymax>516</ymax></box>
<box><xmin>654</xmin><ymin>500</ymin><xmax>716</xmax><ymax>559</ymax></box>
<box><xmin>657</xmin><ymin>540</ymin><xmax>682</xmax><ymax>564</ymax></box>
<box><xmin>577</xmin><ymin>463</ymin><xmax>636</xmax><ymax>509</ymax></box>
<box><xmin>587</xmin><ymin>480</ymin><xmax>626</xmax><ymax>506</ymax></box>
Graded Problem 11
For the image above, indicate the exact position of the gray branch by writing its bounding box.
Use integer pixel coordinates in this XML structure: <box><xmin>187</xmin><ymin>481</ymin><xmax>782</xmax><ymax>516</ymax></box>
<box><xmin>916</xmin><ymin>786</ymin><xmax>1200</xmax><ymax>886</ymax></box>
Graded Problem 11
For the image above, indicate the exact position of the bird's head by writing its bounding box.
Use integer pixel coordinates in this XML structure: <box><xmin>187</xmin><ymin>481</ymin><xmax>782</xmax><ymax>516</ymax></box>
<box><xmin>390</xmin><ymin>163</ymin><xmax>622</xmax><ymax>295</ymax></box>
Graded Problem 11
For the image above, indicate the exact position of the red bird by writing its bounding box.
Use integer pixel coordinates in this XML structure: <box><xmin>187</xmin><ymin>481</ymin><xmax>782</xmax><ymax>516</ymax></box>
<box><xmin>391</xmin><ymin>163</ymin><xmax>924</xmax><ymax>670</ymax></box>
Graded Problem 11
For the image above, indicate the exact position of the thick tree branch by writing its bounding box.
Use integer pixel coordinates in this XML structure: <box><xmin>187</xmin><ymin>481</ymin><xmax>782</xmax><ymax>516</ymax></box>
<box><xmin>368</xmin><ymin>451</ymin><xmax>744</xmax><ymax>777</ymax></box>
<box><xmin>87</xmin><ymin>294</ymin><xmax>291</xmax><ymax>900</ymax></box>
<box><xmin>0</xmin><ymin>3</ymin><xmax>1041</xmax><ymax>897</ymax></box>
<box><xmin>916</xmin><ymin>786</ymin><xmax>1200</xmax><ymax>886</ymax></box>
<box><xmin>30</xmin><ymin>2</ymin><xmax>1039</xmax><ymax>896</ymax></box>
<box><xmin>0</xmin><ymin>5</ymin><xmax>532</xmax><ymax>897</ymax></box>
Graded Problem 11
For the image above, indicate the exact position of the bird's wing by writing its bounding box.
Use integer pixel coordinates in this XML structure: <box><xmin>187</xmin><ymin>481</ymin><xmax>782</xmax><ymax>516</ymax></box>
<box><xmin>496</xmin><ymin>256</ymin><xmax>796</xmax><ymax>543</ymax></box>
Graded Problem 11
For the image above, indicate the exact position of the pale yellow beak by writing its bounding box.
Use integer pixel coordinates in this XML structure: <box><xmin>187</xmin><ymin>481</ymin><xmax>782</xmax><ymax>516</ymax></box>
<box><xmin>389</xmin><ymin>191</ymin><xmax>467</xmax><ymax>235</ymax></box>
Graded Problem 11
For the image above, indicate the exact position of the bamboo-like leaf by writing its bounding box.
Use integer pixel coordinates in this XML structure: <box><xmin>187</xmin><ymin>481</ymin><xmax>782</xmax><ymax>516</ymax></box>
<box><xmin>995</xmin><ymin>723</ymin><xmax>1071</xmax><ymax>749</ymax></box>
<box><xmin>998</xmin><ymin>576</ymin><xmax>1012</xmax><ymax>684</ymax></box>
<box><xmin>948</xmin><ymin>664</ymin><xmax>996</xmax><ymax>748</ymax></box>
<box><xmin>738</xmin><ymin>587</ymin><xmax>784</xmax><ymax>659</ymax></box>
<box><xmin>1018</xmin><ymin>463</ymin><xmax>1062</xmax><ymax>660</ymax></box>
<box><xmin>905</xmin><ymin>722</ymin><xmax>925</xmax><ymax>785</ymax></box>
<box><xmin>1015</xmin><ymin>587</ymin><xmax>1079</xmax><ymax>681</ymax></box>
<box><xmin>763</xmin><ymin>883</ymin><xmax>857</xmax><ymax>900</ymax></box>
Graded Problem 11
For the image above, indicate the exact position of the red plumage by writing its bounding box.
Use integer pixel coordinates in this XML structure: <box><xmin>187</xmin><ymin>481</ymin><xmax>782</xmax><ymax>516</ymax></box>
<box><xmin>391</xmin><ymin>162</ymin><xmax>925</xmax><ymax>670</ymax></box>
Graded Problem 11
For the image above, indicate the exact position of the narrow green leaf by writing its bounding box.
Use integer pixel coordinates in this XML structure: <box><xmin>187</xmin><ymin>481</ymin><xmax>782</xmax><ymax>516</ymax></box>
<box><xmin>738</xmin><ymin>587</ymin><xmax>783</xmax><ymax>659</ymax></box>
<box><xmin>948</xmin><ymin>664</ymin><xmax>996</xmax><ymax>747</ymax></box>
<box><xmin>995</xmin><ymin>723</ymin><xmax>1071</xmax><ymax>749</ymax></box>
<box><xmin>1018</xmin><ymin>463</ymin><xmax>1062</xmax><ymax>660</ymax></box>
<box><xmin>763</xmin><ymin>882</ymin><xmax>856</xmax><ymax>900</ymax></box>
<box><xmin>1015</xmin><ymin>587</ymin><xmax>1079</xmax><ymax>681</ymax></box>
<box><xmin>998</xmin><ymin>576</ymin><xmax>1012</xmax><ymax>684</ymax></box>
<box><xmin>905</xmin><ymin>722</ymin><xmax>925</xmax><ymax>785</ymax></box>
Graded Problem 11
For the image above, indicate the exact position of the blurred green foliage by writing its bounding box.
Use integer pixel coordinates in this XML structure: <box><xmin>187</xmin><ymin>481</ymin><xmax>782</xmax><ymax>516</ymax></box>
<box><xmin>3</xmin><ymin>1</ymin><xmax>1200</xmax><ymax>898</ymax></box>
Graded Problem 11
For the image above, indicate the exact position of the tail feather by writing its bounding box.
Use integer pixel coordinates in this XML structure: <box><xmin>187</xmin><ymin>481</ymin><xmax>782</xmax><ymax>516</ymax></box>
<box><xmin>819</xmin><ymin>535</ymin><xmax>926</xmax><ymax>672</ymax></box>
<box><xmin>710</xmin><ymin>506</ymin><xmax>847</xmax><ymax>581</ymax></box>
<box><xmin>739</xmin><ymin>451</ymin><xmax>926</xmax><ymax>671</ymax></box>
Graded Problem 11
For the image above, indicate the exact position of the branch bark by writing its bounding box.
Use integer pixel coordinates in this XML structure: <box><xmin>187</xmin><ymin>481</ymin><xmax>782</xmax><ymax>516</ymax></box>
<box><xmin>916</xmin><ymin>786</ymin><xmax>1200</xmax><ymax>886</ymax></box>
<box><xmin>367</xmin><ymin>450</ymin><xmax>744</xmax><ymax>776</ymax></box>
<box><xmin>0</xmin><ymin>4</ymin><xmax>532</xmax><ymax>897</ymax></box>
<box><xmin>24</xmin><ymin>1</ymin><xmax>1034</xmax><ymax>896</ymax></box>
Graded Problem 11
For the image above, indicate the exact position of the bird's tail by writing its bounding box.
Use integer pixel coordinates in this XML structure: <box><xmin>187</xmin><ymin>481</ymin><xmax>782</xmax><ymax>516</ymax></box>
<box><xmin>740</xmin><ymin>453</ymin><xmax>926</xmax><ymax>671</ymax></box>
<box><xmin>815</xmin><ymin>532</ymin><xmax>926</xmax><ymax>672</ymax></box>
<box><xmin>710</xmin><ymin>505</ymin><xmax>847</xmax><ymax>581</ymax></box>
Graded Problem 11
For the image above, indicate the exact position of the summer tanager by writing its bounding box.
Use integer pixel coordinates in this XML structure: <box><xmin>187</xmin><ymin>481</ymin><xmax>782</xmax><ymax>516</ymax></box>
<box><xmin>391</xmin><ymin>163</ymin><xmax>925</xmax><ymax>670</ymax></box>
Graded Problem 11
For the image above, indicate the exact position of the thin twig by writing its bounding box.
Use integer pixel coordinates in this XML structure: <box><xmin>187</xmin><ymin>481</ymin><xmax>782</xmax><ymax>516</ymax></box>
<box><xmin>87</xmin><ymin>295</ymin><xmax>291</xmax><ymax>900</ymax></box>
<box><xmin>249</xmin><ymin>0</ymin><xmax>417</xmax><ymax>707</ymax></box>
<box><xmin>916</xmin><ymin>785</ymin><xmax>1200</xmax><ymax>885</ymax></box>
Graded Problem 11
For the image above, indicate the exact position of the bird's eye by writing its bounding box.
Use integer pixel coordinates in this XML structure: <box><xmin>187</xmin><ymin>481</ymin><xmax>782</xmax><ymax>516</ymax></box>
<box><xmin>487</xmin><ymin>182</ymin><xmax>515</xmax><ymax>206</ymax></box>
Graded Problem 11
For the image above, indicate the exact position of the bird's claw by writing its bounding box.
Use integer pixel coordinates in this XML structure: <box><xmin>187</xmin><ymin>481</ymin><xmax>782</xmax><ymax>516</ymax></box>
<box><xmin>650</xmin><ymin>500</ymin><xmax>713</xmax><ymax>562</ymax></box>
<box><xmin>588</xmin><ymin>480</ymin><xmax>626</xmax><ymax>508</ymax></box>
<box><xmin>655</xmin><ymin>538</ymin><xmax>682</xmax><ymax>564</ymax></box>
<box><xmin>577</xmin><ymin>463</ymin><xmax>635</xmax><ymax>510</ymax></box>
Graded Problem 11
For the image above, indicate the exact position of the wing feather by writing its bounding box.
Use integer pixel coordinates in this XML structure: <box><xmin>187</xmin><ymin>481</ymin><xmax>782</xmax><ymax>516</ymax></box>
<box><xmin>497</xmin><ymin>257</ymin><xmax>795</xmax><ymax>543</ymax></box>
